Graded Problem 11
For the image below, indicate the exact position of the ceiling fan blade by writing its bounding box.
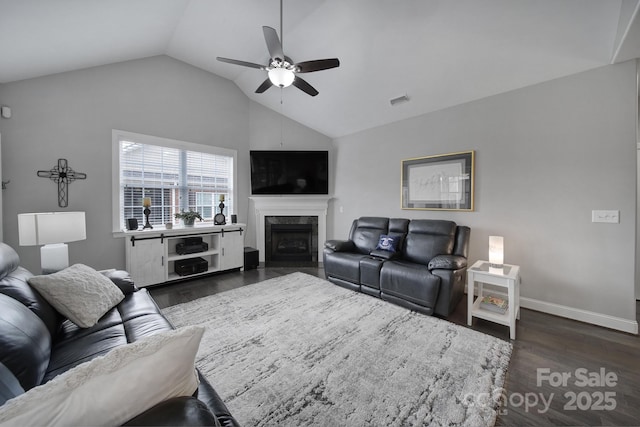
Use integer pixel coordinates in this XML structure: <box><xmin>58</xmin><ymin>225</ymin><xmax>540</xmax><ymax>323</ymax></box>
<box><xmin>295</xmin><ymin>58</ymin><xmax>340</xmax><ymax>73</ymax></box>
<box><xmin>263</xmin><ymin>26</ymin><xmax>284</xmax><ymax>61</ymax></box>
<box><xmin>292</xmin><ymin>76</ymin><xmax>319</xmax><ymax>97</ymax></box>
<box><xmin>255</xmin><ymin>78</ymin><xmax>274</xmax><ymax>94</ymax></box>
<box><xmin>216</xmin><ymin>57</ymin><xmax>265</xmax><ymax>70</ymax></box>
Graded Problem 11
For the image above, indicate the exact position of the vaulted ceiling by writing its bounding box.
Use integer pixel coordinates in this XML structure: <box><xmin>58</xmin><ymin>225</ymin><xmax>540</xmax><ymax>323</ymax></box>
<box><xmin>1</xmin><ymin>0</ymin><xmax>639</xmax><ymax>138</ymax></box>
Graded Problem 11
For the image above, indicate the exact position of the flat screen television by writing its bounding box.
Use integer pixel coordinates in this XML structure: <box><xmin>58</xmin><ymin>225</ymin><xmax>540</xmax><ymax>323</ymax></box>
<box><xmin>250</xmin><ymin>150</ymin><xmax>329</xmax><ymax>195</ymax></box>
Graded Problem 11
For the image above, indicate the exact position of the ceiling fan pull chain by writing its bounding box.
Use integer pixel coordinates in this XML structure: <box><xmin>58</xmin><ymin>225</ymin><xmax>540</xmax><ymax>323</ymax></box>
<box><xmin>280</xmin><ymin>88</ymin><xmax>284</xmax><ymax>147</ymax></box>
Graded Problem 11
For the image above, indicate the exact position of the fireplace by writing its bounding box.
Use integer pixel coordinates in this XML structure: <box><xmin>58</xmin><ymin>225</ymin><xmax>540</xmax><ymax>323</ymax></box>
<box><xmin>249</xmin><ymin>196</ymin><xmax>330</xmax><ymax>264</ymax></box>
<box><xmin>270</xmin><ymin>224</ymin><xmax>313</xmax><ymax>262</ymax></box>
<box><xmin>265</xmin><ymin>216</ymin><xmax>319</xmax><ymax>265</ymax></box>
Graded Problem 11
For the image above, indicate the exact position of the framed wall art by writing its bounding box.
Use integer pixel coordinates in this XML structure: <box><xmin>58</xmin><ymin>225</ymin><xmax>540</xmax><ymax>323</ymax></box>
<box><xmin>401</xmin><ymin>150</ymin><xmax>474</xmax><ymax>211</ymax></box>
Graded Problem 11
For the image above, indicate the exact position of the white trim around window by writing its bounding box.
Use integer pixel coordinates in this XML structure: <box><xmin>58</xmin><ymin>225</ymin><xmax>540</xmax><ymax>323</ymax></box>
<box><xmin>111</xmin><ymin>129</ymin><xmax>238</xmax><ymax>234</ymax></box>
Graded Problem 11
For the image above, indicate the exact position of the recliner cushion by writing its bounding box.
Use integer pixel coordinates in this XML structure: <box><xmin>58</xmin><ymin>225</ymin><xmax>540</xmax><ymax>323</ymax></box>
<box><xmin>324</xmin><ymin>252</ymin><xmax>368</xmax><ymax>283</ymax></box>
<box><xmin>380</xmin><ymin>261</ymin><xmax>441</xmax><ymax>308</ymax></box>
<box><xmin>0</xmin><ymin>362</ymin><xmax>24</xmax><ymax>405</ymax></box>
<box><xmin>0</xmin><ymin>265</ymin><xmax>60</xmax><ymax>337</ymax></box>
<box><xmin>0</xmin><ymin>294</ymin><xmax>51</xmax><ymax>391</ymax></box>
<box><xmin>351</xmin><ymin>217</ymin><xmax>389</xmax><ymax>254</ymax></box>
<box><xmin>0</xmin><ymin>244</ymin><xmax>20</xmax><ymax>281</ymax></box>
<box><xmin>43</xmin><ymin>289</ymin><xmax>172</xmax><ymax>382</ymax></box>
<box><xmin>403</xmin><ymin>220</ymin><xmax>457</xmax><ymax>265</ymax></box>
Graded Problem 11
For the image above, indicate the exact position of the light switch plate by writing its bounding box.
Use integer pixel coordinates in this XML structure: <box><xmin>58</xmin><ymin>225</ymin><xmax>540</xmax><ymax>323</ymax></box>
<box><xmin>592</xmin><ymin>210</ymin><xmax>619</xmax><ymax>223</ymax></box>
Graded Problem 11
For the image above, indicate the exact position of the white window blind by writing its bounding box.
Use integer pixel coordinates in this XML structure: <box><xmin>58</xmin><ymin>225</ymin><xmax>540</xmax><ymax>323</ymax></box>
<box><xmin>115</xmin><ymin>134</ymin><xmax>234</xmax><ymax>230</ymax></box>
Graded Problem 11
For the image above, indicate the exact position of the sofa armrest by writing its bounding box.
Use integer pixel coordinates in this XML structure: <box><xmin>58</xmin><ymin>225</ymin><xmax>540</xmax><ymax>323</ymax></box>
<box><xmin>324</xmin><ymin>240</ymin><xmax>356</xmax><ymax>252</ymax></box>
<box><xmin>428</xmin><ymin>255</ymin><xmax>467</xmax><ymax>271</ymax></box>
<box><xmin>101</xmin><ymin>270</ymin><xmax>138</xmax><ymax>295</ymax></box>
<box><xmin>121</xmin><ymin>396</ymin><xmax>221</xmax><ymax>426</ymax></box>
<box><xmin>369</xmin><ymin>249</ymin><xmax>399</xmax><ymax>260</ymax></box>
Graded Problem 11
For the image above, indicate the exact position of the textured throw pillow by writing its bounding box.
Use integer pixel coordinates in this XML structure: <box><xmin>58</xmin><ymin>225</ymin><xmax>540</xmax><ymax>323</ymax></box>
<box><xmin>28</xmin><ymin>264</ymin><xmax>125</xmax><ymax>328</ymax></box>
<box><xmin>0</xmin><ymin>326</ymin><xmax>204</xmax><ymax>427</ymax></box>
<box><xmin>376</xmin><ymin>235</ymin><xmax>398</xmax><ymax>253</ymax></box>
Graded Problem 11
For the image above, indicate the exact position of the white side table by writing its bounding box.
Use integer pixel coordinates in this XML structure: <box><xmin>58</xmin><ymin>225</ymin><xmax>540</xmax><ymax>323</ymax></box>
<box><xmin>467</xmin><ymin>260</ymin><xmax>521</xmax><ymax>340</ymax></box>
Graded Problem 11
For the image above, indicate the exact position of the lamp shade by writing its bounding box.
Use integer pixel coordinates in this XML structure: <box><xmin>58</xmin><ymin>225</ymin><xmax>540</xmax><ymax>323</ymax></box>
<box><xmin>268</xmin><ymin>67</ymin><xmax>295</xmax><ymax>88</ymax></box>
<box><xmin>489</xmin><ymin>235</ymin><xmax>504</xmax><ymax>267</ymax></box>
<box><xmin>18</xmin><ymin>212</ymin><xmax>86</xmax><ymax>246</ymax></box>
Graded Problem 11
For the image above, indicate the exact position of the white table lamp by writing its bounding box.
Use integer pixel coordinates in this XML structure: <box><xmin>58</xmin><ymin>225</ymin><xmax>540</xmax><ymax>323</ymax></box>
<box><xmin>18</xmin><ymin>212</ymin><xmax>86</xmax><ymax>273</ymax></box>
<box><xmin>489</xmin><ymin>235</ymin><xmax>504</xmax><ymax>268</ymax></box>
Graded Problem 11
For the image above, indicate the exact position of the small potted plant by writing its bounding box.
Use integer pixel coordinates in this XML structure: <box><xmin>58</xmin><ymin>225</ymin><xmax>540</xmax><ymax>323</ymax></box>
<box><xmin>174</xmin><ymin>210</ymin><xmax>203</xmax><ymax>227</ymax></box>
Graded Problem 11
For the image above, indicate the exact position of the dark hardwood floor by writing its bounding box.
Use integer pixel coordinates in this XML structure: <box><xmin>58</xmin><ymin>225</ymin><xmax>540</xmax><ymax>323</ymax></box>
<box><xmin>150</xmin><ymin>266</ymin><xmax>640</xmax><ymax>426</ymax></box>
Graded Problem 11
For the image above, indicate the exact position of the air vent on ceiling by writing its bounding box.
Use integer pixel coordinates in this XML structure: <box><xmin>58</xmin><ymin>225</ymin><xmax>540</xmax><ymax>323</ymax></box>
<box><xmin>390</xmin><ymin>94</ymin><xmax>410</xmax><ymax>106</ymax></box>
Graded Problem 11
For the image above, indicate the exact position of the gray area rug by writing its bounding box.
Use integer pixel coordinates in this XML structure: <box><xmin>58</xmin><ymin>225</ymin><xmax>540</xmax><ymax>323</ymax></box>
<box><xmin>162</xmin><ymin>272</ymin><xmax>512</xmax><ymax>426</ymax></box>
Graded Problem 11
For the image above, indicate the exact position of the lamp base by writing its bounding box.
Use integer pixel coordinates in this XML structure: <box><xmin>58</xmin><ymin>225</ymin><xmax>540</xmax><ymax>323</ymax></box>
<box><xmin>41</xmin><ymin>243</ymin><xmax>69</xmax><ymax>274</ymax></box>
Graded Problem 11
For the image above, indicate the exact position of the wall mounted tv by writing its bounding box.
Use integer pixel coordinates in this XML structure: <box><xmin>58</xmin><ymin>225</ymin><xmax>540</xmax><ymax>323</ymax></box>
<box><xmin>250</xmin><ymin>150</ymin><xmax>329</xmax><ymax>195</ymax></box>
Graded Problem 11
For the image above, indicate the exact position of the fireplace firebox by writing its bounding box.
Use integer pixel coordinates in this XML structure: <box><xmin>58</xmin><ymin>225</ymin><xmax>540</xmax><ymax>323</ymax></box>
<box><xmin>270</xmin><ymin>224</ymin><xmax>313</xmax><ymax>262</ymax></box>
<box><xmin>265</xmin><ymin>216</ymin><xmax>319</xmax><ymax>265</ymax></box>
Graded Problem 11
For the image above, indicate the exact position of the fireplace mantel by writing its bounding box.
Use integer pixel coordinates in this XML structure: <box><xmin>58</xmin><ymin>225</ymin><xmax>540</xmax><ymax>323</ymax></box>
<box><xmin>249</xmin><ymin>196</ymin><xmax>331</xmax><ymax>263</ymax></box>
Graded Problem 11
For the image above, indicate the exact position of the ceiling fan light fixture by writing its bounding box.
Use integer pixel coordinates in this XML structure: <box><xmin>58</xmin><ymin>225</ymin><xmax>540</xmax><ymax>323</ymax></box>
<box><xmin>268</xmin><ymin>67</ymin><xmax>295</xmax><ymax>88</ymax></box>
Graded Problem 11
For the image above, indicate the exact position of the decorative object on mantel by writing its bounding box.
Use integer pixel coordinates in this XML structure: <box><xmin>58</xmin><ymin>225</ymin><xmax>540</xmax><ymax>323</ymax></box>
<box><xmin>174</xmin><ymin>210</ymin><xmax>203</xmax><ymax>227</ymax></box>
<box><xmin>37</xmin><ymin>159</ymin><xmax>87</xmax><ymax>208</ymax></box>
<box><xmin>214</xmin><ymin>195</ymin><xmax>226</xmax><ymax>225</ymax></box>
<box><xmin>142</xmin><ymin>197</ymin><xmax>153</xmax><ymax>229</ymax></box>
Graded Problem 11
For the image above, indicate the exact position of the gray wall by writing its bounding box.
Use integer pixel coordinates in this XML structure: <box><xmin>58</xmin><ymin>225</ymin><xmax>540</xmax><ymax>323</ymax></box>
<box><xmin>0</xmin><ymin>55</ymin><xmax>331</xmax><ymax>274</ymax></box>
<box><xmin>0</xmin><ymin>56</ymin><xmax>253</xmax><ymax>273</ymax></box>
<box><xmin>331</xmin><ymin>61</ymin><xmax>638</xmax><ymax>324</ymax></box>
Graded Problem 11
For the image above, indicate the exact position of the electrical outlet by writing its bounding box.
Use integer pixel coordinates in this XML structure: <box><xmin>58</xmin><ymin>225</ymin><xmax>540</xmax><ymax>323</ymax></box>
<box><xmin>592</xmin><ymin>210</ymin><xmax>619</xmax><ymax>223</ymax></box>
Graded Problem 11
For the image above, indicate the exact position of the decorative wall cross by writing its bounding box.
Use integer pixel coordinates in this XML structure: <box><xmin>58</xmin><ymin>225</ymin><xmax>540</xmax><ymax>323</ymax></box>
<box><xmin>37</xmin><ymin>159</ymin><xmax>87</xmax><ymax>207</ymax></box>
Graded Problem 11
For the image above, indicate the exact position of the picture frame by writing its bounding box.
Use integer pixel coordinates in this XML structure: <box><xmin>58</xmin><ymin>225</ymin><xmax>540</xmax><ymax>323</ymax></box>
<box><xmin>401</xmin><ymin>150</ymin><xmax>475</xmax><ymax>211</ymax></box>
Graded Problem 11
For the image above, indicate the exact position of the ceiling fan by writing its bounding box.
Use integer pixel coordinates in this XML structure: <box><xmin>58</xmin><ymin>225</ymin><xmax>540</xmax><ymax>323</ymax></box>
<box><xmin>216</xmin><ymin>0</ymin><xmax>340</xmax><ymax>97</ymax></box>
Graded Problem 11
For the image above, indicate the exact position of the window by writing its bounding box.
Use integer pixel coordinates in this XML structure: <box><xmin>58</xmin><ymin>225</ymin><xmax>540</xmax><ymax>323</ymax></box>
<box><xmin>112</xmin><ymin>130</ymin><xmax>236</xmax><ymax>231</ymax></box>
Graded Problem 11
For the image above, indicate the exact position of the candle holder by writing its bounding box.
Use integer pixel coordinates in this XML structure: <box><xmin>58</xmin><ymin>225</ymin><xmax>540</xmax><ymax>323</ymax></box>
<box><xmin>214</xmin><ymin>201</ymin><xmax>226</xmax><ymax>225</ymax></box>
<box><xmin>143</xmin><ymin>207</ymin><xmax>153</xmax><ymax>229</ymax></box>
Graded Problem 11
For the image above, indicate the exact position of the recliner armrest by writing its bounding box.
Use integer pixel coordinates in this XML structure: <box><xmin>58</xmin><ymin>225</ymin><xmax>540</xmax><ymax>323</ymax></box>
<box><xmin>428</xmin><ymin>255</ymin><xmax>467</xmax><ymax>271</ymax></box>
<box><xmin>324</xmin><ymin>240</ymin><xmax>356</xmax><ymax>252</ymax></box>
<box><xmin>369</xmin><ymin>249</ymin><xmax>399</xmax><ymax>260</ymax></box>
<box><xmin>101</xmin><ymin>270</ymin><xmax>138</xmax><ymax>295</ymax></box>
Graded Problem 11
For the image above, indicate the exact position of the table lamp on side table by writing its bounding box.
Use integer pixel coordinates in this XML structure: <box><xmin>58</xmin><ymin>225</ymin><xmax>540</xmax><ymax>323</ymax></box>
<box><xmin>18</xmin><ymin>212</ymin><xmax>87</xmax><ymax>274</ymax></box>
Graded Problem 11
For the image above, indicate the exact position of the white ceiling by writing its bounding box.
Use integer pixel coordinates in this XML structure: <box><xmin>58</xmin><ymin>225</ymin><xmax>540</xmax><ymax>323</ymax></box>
<box><xmin>1</xmin><ymin>0</ymin><xmax>639</xmax><ymax>138</ymax></box>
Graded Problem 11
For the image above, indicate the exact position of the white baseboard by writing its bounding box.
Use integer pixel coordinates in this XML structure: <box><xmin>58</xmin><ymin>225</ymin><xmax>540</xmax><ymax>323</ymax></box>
<box><xmin>519</xmin><ymin>297</ymin><xmax>638</xmax><ymax>335</ymax></box>
<box><xmin>465</xmin><ymin>285</ymin><xmax>638</xmax><ymax>335</ymax></box>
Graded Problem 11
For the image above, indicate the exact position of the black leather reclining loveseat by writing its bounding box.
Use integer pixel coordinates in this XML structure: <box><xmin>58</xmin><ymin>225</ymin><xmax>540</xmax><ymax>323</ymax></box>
<box><xmin>324</xmin><ymin>217</ymin><xmax>470</xmax><ymax>317</ymax></box>
<box><xmin>0</xmin><ymin>243</ymin><xmax>238</xmax><ymax>426</ymax></box>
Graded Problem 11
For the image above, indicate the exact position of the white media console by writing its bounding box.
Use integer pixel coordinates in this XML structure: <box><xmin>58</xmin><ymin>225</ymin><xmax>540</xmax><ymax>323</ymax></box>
<box><xmin>124</xmin><ymin>224</ymin><xmax>245</xmax><ymax>287</ymax></box>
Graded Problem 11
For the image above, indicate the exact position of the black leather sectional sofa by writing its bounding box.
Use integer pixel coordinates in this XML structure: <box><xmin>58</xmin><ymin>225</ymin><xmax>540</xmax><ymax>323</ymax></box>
<box><xmin>324</xmin><ymin>217</ymin><xmax>470</xmax><ymax>317</ymax></box>
<box><xmin>0</xmin><ymin>243</ymin><xmax>238</xmax><ymax>426</ymax></box>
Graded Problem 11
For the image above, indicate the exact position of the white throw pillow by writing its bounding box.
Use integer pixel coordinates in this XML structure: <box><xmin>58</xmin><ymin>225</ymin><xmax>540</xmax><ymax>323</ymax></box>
<box><xmin>28</xmin><ymin>263</ymin><xmax>125</xmax><ymax>328</ymax></box>
<box><xmin>0</xmin><ymin>325</ymin><xmax>204</xmax><ymax>427</ymax></box>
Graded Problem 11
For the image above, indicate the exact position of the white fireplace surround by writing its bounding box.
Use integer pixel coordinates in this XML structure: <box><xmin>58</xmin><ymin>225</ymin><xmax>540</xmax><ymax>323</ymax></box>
<box><xmin>250</xmin><ymin>196</ymin><xmax>330</xmax><ymax>263</ymax></box>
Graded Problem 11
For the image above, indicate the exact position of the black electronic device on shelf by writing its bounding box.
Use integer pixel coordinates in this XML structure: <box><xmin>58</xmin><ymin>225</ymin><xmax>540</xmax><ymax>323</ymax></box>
<box><xmin>176</xmin><ymin>237</ymin><xmax>208</xmax><ymax>255</ymax></box>
<box><xmin>174</xmin><ymin>257</ymin><xmax>208</xmax><ymax>276</ymax></box>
